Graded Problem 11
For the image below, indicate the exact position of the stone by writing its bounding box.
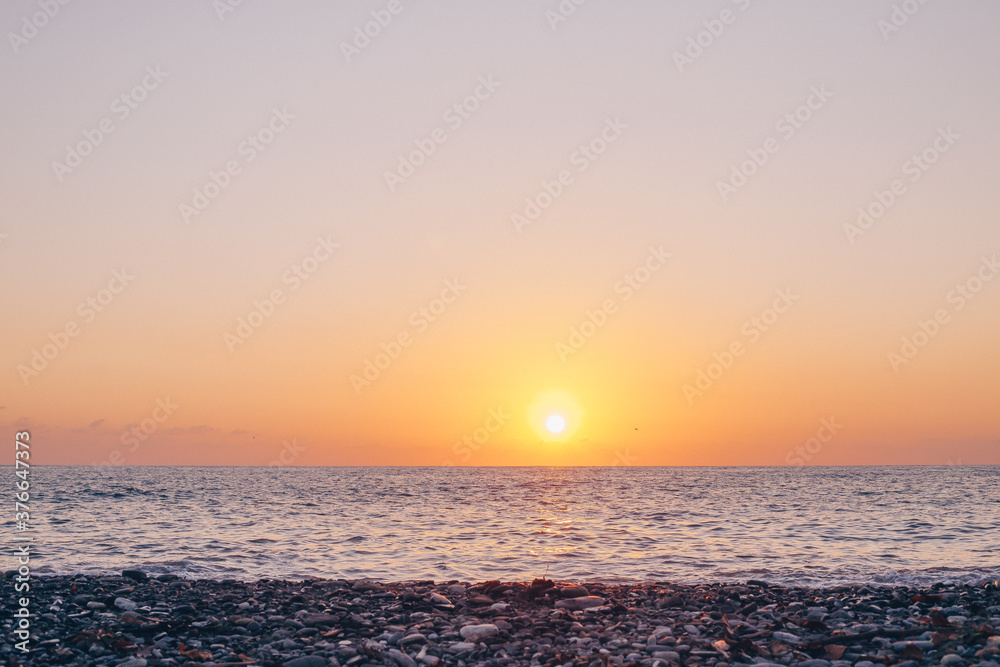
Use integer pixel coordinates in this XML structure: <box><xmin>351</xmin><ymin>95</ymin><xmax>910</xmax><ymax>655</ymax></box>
<box><xmin>122</xmin><ymin>570</ymin><xmax>147</xmax><ymax>582</ymax></box>
<box><xmin>114</xmin><ymin>597</ymin><xmax>138</xmax><ymax>611</ymax></box>
<box><xmin>560</xmin><ymin>585</ymin><xmax>589</xmax><ymax>598</ymax></box>
<box><xmin>302</xmin><ymin>613</ymin><xmax>340</xmax><ymax>627</ymax></box>
<box><xmin>468</xmin><ymin>594</ymin><xmax>494</xmax><ymax>606</ymax></box>
<box><xmin>554</xmin><ymin>596</ymin><xmax>605</xmax><ymax>610</ymax></box>
<box><xmin>773</xmin><ymin>631</ymin><xmax>802</xmax><ymax>645</ymax></box>
<box><xmin>460</xmin><ymin>623</ymin><xmax>498</xmax><ymax>642</ymax></box>
<box><xmin>389</xmin><ymin>648</ymin><xmax>417</xmax><ymax>667</ymax></box>
<box><xmin>352</xmin><ymin>579</ymin><xmax>381</xmax><ymax>592</ymax></box>
<box><xmin>283</xmin><ymin>657</ymin><xmax>328</xmax><ymax>667</ymax></box>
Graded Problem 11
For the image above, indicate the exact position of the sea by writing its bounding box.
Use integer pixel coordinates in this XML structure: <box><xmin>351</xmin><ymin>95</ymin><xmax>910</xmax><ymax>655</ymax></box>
<box><xmin>23</xmin><ymin>465</ymin><xmax>1000</xmax><ymax>588</ymax></box>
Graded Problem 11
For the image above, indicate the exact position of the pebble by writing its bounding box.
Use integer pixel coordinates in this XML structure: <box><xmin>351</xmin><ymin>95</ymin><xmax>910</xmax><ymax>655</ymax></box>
<box><xmin>282</xmin><ymin>656</ymin><xmax>328</xmax><ymax>667</ymax></box>
<box><xmin>3</xmin><ymin>572</ymin><xmax>998</xmax><ymax>667</ymax></box>
<box><xmin>352</xmin><ymin>579</ymin><xmax>381</xmax><ymax>592</ymax></box>
<box><xmin>560</xmin><ymin>585</ymin><xmax>589</xmax><ymax>598</ymax></box>
<box><xmin>467</xmin><ymin>594</ymin><xmax>493</xmax><ymax>605</ymax></box>
<box><xmin>114</xmin><ymin>597</ymin><xmax>138</xmax><ymax>610</ymax></box>
<box><xmin>773</xmin><ymin>630</ymin><xmax>802</xmax><ymax>644</ymax></box>
<box><xmin>389</xmin><ymin>647</ymin><xmax>418</xmax><ymax>667</ymax></box>
<box><xmin>459</xmin><ymin>623</ymin><xmax>498</xmax><ymax>641</ymax></box>
<box><xmin>554</xmin><ymin>595</ymin><xmax>605</xmax><ymax>610</ymax></box>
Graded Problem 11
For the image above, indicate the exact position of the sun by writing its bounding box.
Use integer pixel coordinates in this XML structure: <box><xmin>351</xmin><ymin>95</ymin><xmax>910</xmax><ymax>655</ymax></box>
<box><xmin>545</xmin><ymin>414</ymin><xmax>566</xmax><ymax>434</ymax></box>
<box><xmin>528</xmin><ymin>389</ymin><xmax>583</xmax><ymax>442</ymax></box>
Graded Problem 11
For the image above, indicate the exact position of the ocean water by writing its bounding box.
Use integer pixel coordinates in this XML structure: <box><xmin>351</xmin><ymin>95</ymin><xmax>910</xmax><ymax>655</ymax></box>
<box><xmin>24</xmin><ymin>465</ymin><xmax>1000</xmax><ymax>587</ymax></box>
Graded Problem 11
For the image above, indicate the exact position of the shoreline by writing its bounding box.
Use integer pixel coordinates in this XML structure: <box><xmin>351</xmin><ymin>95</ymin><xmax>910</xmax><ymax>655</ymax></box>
<box><xmin>3</xmin><ymin>573</ymin><xmax>998</xmax><ymax>667</ymax></box>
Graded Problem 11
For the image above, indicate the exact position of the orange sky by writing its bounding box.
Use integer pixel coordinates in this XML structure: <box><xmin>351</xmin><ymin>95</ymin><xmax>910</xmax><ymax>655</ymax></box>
<box><xmin>2</xmin><ymin>1</ymin><xmax>998</xmax><ymax>466</ymax></box>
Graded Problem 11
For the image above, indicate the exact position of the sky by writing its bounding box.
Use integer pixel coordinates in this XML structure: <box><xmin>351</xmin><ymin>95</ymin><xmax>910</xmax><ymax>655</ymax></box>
<box><xmin>2</xmin><ymin>0</ymin><xmax>999</xmax><ymax>466</ymax></box>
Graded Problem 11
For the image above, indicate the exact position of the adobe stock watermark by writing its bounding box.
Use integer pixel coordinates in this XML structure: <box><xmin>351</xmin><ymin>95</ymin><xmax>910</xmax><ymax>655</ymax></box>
<box><xmin>683</xmin><ymin>288</ymin><xmax>799</xmax><ymax>404</ymax></box>
<box><xmin>17</xmin><ymin>268</ymin><xmax>134</xmax><ymax>386</ymax></box>
<box><xmin>545</xmin><ymin>0</ymin><xmax>591</xmax><ymax>31</ymax></box>
<box><xmin>224</xmin><ymin>235</ymin><xmax>338</xmax><ymax>352</ymax></box>
<box><xmin>672</xmin><ymin>0</ymin><xmax>753</xmax><ymax>73</ymax></box>
<box><xmin>179</xmin><ymin>107</ymin><xmax>295</xmax><ymax>223</ymax></box>
<box><xmin>556</xmin><ymin>245</ymin><xmax>671</xmax><ymax>362</ymax></box>
<box><xmin>93</xmin><ymin>398</ymin><xmax>179</xmax><ymax>466</ymax></box>
<box><xmin>12</xmin><ymin>430</ymin><xmax>32</xmax><ymax>654</ymax></box>
<box><xmin>843</xmin><ymin>126</ymin><xmax>959</xmax><ymax>244</ymax></box>
<box><xmin>611</xmin><ymin>449</ymin><xmax>638</xmax><ymax>466</ymax></box>
<box><xmin>442</xmin><ymin>408</ymin><xmax>510</xmax><ymax>465</ymax></box>
<box><xmin>784</xmin><ymin>417</ymin><xmax>843</xmax><ymax>465</ymax></box>
<box><xmin>8</xmin><ymin>0</ymin><xmax>72</xmax><ymax>55</ymax></box>
<box><xmin>269</xmin><ymin>439</ymin><xmax>305</xmax><ymax>466</ymax></box>
<box><xmin>350</xmin><ymin>279</ymin><xmax>467</xmax><ymax>395</ymax></box>
<box><xmin>878</xmin><ymin>0</ymin><xmax>934</xmax><ymax>41</ymax></box>
<box><xmin>887</xmin><ymin>254</ymin><xmax>998</xmax><ymax>372</ymax></box>
<box><xmin>717</xmin><ymin>85</ymin><xmax>833</xmax><ymax>202</ymax></box>
<box><xmin>384</xmin><ymin>74</ymin><xmax>501</xmax><ymax>193</ymax></box>
<box><xmin>511</xmin><ymin>117</ymin><xmax>626</xmax><ymax>234</ymax></box>
<box><xmin>51</xmin><ymin>66</ymin><xmax>168</xmax><ymax>183</ymax></box>
<box><xmin>340</xmin><ymin>0</ymin><xmax>416</xmax><ymax>63</ymax></box>
<box><xmin>213</xmin><ymin>0</ymin><xmax>248</xmax><ymax>21</ymax></box>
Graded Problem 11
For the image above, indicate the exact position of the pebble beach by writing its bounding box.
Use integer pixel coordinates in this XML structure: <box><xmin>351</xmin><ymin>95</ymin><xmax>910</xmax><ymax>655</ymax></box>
<box><xmin>4</xmin><ymin>572</ymin><xmax>999</xmax><ymax>667</ymax></box>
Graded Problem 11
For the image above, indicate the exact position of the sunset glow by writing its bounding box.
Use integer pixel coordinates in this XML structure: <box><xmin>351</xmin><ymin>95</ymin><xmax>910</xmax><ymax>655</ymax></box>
<box><xmin>2</xmin><ymin>2</ymin><xmax>998</xmax><ymax>467</ymax></box>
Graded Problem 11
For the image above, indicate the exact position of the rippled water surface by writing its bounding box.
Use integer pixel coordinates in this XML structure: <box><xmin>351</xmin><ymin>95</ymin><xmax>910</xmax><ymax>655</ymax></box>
<box><xmin>26</xmin><ymin>466</ymin><xmax>1000</xmax><ymax>586</ymax></box>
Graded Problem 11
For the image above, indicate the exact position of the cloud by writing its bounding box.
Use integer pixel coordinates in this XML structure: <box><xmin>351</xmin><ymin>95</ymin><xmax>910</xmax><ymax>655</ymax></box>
<box><xmin>89</xmin><ymin>419</ymin><xmax>105</xmax><ymax>428</ymax></box>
